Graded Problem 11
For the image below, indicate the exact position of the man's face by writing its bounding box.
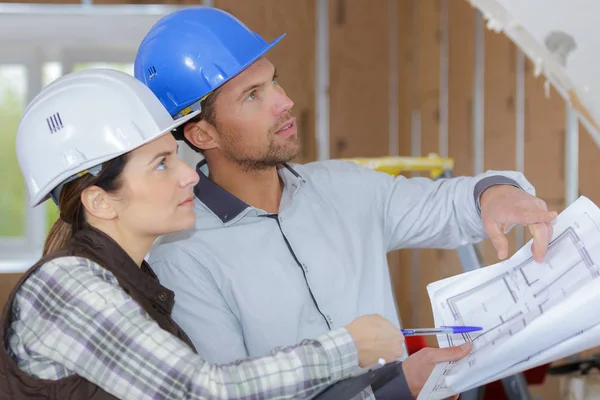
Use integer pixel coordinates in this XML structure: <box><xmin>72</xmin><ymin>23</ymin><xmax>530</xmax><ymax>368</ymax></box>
<box><xmin>209</xmin><ymin>57</ymin><xmax>300</xmax><ymax>171</ymax></box>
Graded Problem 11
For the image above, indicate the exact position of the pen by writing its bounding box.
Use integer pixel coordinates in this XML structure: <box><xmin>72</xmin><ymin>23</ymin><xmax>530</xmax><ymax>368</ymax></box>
<box><xmin>401</xmin><ymin>326</ymin><xmax>483</xmax><ymax>336</ymax></box>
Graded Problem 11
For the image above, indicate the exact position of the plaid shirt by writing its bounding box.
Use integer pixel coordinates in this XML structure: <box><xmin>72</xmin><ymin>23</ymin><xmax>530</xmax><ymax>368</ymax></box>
<box><xmin>7</xmin><ymin>256</ymin><xmax>368</xmax><ymax>400</ymax></box>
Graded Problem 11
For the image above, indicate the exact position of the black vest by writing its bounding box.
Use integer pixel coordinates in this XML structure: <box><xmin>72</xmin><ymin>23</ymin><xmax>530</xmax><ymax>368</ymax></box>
<box><xmin>0</xmin><ymin>227</ymin><xmax>196</xmax><ymax>399</ymax></box>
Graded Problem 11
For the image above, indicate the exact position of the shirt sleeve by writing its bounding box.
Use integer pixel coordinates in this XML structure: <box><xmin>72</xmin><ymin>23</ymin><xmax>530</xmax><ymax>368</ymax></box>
<box><xmin>381</xmin><ymin>169</ymin><xmax>534</xmax><ymax>251</ymax></box>
<box><xmin>309</xmin><ymin>161</ymin><xmax>535</xmax><ymax>252</ymax></box>
<box><xmin>11</xmin><ymin>256</ymin><xmax>359</xmax><ymax>400</ymax></box>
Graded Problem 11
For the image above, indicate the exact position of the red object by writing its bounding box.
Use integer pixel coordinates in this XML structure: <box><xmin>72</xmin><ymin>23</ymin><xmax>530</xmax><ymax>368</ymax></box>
<box><xmin>405</xmin><ymin>335</ymin><xmax>427</xmax><ymax>355</ymax></box>
<box><xmin>480</xmin><ymin>364</ymin><xmax>549</xmax><ymax>400</ymax></box>
<box><xmin>404</xmin><ymin>335</ymin><xmax>549</xmax><ymax>399</ymax></box>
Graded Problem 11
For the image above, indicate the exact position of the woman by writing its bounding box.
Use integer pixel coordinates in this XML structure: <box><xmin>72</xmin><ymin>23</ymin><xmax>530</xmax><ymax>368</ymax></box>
<box><xmin>0</xmin><ymin>69</ymin><xmax>405</xmax><ymax>400</ymax></box>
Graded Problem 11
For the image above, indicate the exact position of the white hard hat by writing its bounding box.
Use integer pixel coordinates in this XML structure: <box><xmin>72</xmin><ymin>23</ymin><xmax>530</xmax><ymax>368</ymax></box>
<box><xmin>16</xmin><ymin>68</ymin><xmax>200</xmax><ymax>207</ymax></box>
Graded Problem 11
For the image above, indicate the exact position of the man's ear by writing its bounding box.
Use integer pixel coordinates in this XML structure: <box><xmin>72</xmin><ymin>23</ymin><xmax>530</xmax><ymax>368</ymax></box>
<box><xmin>80</xmin><ymin>185</ymin><xmax>117</xmax><ymax>221</ymax></box>
<box><xmin>183</xmin><ymin>120</ymin><xmax>219</xmax><ymax>151</ymax></box>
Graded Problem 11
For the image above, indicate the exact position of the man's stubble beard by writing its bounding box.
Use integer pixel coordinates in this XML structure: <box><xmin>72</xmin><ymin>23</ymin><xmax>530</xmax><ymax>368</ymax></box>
<box><xmin>220</xmin><ymin>113</ymin><xmax>301</xmax><ymax>172</ymax></box>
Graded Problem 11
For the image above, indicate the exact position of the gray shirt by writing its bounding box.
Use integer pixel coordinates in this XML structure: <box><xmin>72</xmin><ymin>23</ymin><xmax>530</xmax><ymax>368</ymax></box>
<box><xmin>149</xmin><ymin>160</ymin><xmax>532</xmax><ymax>394</ymax></box>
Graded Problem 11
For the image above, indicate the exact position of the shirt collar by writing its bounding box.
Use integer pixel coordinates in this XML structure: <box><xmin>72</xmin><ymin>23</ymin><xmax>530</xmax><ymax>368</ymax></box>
<box><xmin>193</xmin><ymin>159</ymin><xmax>305</xmax><ymax>224</ymax></box>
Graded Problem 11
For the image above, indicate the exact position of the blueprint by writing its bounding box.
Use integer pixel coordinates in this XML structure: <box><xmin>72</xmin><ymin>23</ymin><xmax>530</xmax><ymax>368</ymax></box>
<box><xmin>417</xmin><ymin>196</ymin><xmax>600</xmax><ymax>399</ymax></box>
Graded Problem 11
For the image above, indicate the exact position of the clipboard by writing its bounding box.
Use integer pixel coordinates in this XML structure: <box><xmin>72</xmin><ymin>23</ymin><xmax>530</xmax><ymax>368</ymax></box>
<box><xmin>312</xmin><ymin>359</ymin><xmax>404</xmax><ymax>400</ymax></box>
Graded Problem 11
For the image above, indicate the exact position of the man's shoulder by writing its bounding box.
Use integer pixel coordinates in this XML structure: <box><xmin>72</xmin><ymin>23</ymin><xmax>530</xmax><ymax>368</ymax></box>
<box><xmin>153</xmin><ymin>228</ymin><xmax>197</xmax><ymax>248</ymax></box>
<box><xmin>149</xmin><ymin>227</ymin><xmax>209</xmax><ymax>264</ymax></box>
<box><xmin>288</xmin><ymin>160</ymin><xmax>390</xmax><ymax>196</ymax></box>
<box><xmin>289</xmin><ymin>159</ymin><xmax>375</xmax><ymax>181</ymax></box>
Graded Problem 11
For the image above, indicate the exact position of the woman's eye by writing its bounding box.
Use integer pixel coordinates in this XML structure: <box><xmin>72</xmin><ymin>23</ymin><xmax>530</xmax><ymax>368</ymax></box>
<box><xmin>246</xmin><ymin>91</ymin><xmax>257</xmax><ymax>101</ymax></box>
<box><xmin>156</xmin><ymin>160</ymin><xmax>167</xmax><ymax>171</ymax></box>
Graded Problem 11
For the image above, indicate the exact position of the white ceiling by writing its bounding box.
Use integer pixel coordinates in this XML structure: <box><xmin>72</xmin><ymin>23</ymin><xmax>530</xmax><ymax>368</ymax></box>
<box><xmin>0</xmin><ymin>3</ymin><xmax>183</xmax><ymax>61</ymax></box>
<box><xmin>469</xmin><ymin>0</ymin><xmax>600</xmax><ymax>146</ymax></box>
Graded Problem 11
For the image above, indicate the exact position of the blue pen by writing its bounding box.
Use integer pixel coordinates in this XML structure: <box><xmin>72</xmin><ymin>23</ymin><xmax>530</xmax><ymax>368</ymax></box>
<box><xmin>401</xmin><ymin>326</ymin><xmax>483</xmax><ymax>336</ymax></box>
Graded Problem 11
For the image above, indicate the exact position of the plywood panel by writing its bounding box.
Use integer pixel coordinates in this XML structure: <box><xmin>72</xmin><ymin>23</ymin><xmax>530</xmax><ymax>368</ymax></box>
<box><xmin>480</xmin><ymin>29</ymin><xmax>518</xmax><ymax>265</ymax></box>
<box><xmin>524</xmin><ymin>62</ymin><xmax>565</xmax><ymax>207</ymax></box>
<box><xmin>389</xmin><ymin>0</ymin><xmax>415</xmax><ymax>328</ymax></box>
<box><xmin>414</xmin><ymin>0</ymin><xmax>441</xmax><ymax>332</ymax></box>
<box><xmin>0</xmin><ymin>0</ymin><xmax>79</xmax><ymax>3</ymax></box>
<box><xmin>507</xmin><ymin>64</ymin><xmax>567</xmax><ymax>297</ymax></box>
<box><xmin>328</xmin><ymin>0</ymin><xmax>389</xmax><ymax>158</ymax></box>
<box><xmin>215</xmin><ymin>0</ymin><xmax>317</xmax><ymax>163</ymax></box>
<box><xmin>0</xmin><ymin>274</ymin><xmax>22</xmax><ymax>310</ymax></box>
<box><xmin>438</xmin><ymin>0</ymin><xmax>477</xmax><ymax>289</ymax></box>
<box><xmin>3</xmin><ymin>0</ymin><xmax>179</xmax><ymax>3</ymax></box>
<box><xmin>579</xmin><ymin>124</ymin><xmax>600</xmax><ymax>205</ymax></box>
<box><xmin>396</xmin><ymin>0</ymin><xmax>413</xmax><ymax>158</ymax></box>
<box><xmin>394</xmin><ymin>0</ymin><xmax>478</xmax><ymax>333</ymax></box>
<box><xmin>448</xmin><ymin>2</ymin><xmax>475</xmax><ymax>179</ymax></box>
<box><xmin>416</xmin><ymin>0</ymin><xmax>440</xmax><ymax>159</ymax></box>
<box><xmin>94</xmin><ymin>0</ymin><xmax>179</xmax><ymax>4</ymax></box>
<box><xmin>528</xmin><ymin>375</ymin><xmax>561</xmax><ymax>400</ymax></box>
<box><xmin>12</xmin><ymin>0</ymin><xmax>218</xmax><ymax>3</ymax></box>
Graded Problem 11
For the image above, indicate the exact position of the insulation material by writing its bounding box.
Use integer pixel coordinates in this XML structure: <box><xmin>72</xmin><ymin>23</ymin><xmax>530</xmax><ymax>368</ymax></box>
<box><xmin>467</xmin><ymin>0</ymin><xmax>600</xmax><ymax>146</ymax></box>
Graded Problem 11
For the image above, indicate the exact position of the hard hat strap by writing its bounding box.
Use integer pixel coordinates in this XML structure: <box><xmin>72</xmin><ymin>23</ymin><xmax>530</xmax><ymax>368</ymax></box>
<box><xmin>50</xmin><ymin>164</ymin><xmax>103</xmax><ymax>206</ymax></box>
<box><xmin>173</xmin><ymin>92</ymin><xmax>211</xmax><ymax>121</ymax></box>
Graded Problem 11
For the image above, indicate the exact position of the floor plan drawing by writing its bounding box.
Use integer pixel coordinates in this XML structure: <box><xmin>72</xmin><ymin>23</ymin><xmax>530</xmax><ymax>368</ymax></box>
<box><xmin>443</xmin><ymin>226</ymin><xmax>598</xmax><ymax>354</ymax></box>
<box><xmin>417</xmin><ymin>196</ymin><xmax>600</xmax><ymax>400</ymax></box>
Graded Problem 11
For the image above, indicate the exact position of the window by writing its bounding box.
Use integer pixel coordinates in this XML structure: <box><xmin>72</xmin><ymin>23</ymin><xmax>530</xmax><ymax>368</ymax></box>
<box><xmin>0</xmin><ymin>65</ymin><xmax>27</xmax><ymax>238</ymax></box>
<box><xmin>0</xmin><ymin>61</ymin><xmax>135</xmax><ymax>270</ymax></box>
<box><xmin>0</xmin><ymin>4</ymin><xmax>174</xmax><ymax>273</ymax></box>
<box><xmin>72</xmin><ymin>62</ymin><xmax>133</xmax><ymax>75</ymax></box>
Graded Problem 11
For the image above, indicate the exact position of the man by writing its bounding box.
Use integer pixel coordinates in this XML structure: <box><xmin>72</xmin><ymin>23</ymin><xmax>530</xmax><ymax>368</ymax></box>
<box><xmin>134</xmin><ymin>6</ymin><xmax>555</xmax><ymax>399</ymax></box>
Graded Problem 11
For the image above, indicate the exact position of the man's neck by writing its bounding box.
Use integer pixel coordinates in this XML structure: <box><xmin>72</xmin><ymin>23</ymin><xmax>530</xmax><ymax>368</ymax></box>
<box><xmin>206</xmin><ymin>158</ymin><xmax>283</xmax><ymax>214</ymax></box>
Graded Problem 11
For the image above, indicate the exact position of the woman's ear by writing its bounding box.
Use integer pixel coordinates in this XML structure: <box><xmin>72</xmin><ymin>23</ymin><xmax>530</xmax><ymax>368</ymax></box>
<box><xmin>183</xmin><ymin>120</ymin><xmax>219</xmax><ymax>151</ymax></box>
<box><xmin>80</xmin><ymin>185</ymin><xmax>117</xmax><ymax>221</ymax></box>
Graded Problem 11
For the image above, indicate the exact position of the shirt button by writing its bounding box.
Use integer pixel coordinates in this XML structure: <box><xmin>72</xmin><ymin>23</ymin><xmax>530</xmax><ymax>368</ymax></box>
<box><xmin>302</xmin><ymin>263</ymin><xmax>308</xmax><ymax>273</ymax></box>
<box><xmin>279</xmin><ymin>216</ymin><xmax>283</xmax><ymax>222</ymax></box>
<box><xmin>158</xmin><ymin>292</ymin><xmax>168</xmax><ymax>302</ymax></box>
<box><xmin>327</xmin><ymin>315</ymin><xmax>333</xmax><ymax>324</ymax></box>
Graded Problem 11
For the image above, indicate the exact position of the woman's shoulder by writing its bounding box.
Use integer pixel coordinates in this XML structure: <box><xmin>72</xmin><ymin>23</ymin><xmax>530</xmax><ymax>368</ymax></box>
<box><xmin>20</xmin><ymin>255</ymin><xmax>119</xmax><ymax>299</ymax></box>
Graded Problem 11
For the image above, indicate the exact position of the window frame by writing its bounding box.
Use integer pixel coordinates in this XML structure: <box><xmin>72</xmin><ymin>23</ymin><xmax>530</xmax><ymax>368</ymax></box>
<box><xmin>0</xmin><ymin>4</ymin><xmax>187</xmax><ymax>273</ymax></box>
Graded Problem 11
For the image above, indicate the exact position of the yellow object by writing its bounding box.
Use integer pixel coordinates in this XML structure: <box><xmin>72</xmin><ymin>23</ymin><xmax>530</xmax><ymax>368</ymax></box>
<box><xmin>343</xmin><ymin>153</ymin><xmax>455</xmax><ymax>179</ymax></box>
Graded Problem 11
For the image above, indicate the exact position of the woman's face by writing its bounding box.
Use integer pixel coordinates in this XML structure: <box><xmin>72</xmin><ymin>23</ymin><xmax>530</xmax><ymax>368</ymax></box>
<box><xmin>110</xmin><ymin>134</ymin><xmax>199</xmax><ymax>238</ymax></box>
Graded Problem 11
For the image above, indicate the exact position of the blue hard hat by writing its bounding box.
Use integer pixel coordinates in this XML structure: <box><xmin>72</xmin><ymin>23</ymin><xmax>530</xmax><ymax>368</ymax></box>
<box><xmin>134</xmin><ymin>6</ymin><xmax>285</xmax><ymax>119</ymax></box>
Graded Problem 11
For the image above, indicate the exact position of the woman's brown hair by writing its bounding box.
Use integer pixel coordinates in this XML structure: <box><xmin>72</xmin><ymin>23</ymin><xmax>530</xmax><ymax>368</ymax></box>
<box><xmin>43</xmin><ymin>154</ymin><xmax>129</xmax><ymax>255</ymax></box>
